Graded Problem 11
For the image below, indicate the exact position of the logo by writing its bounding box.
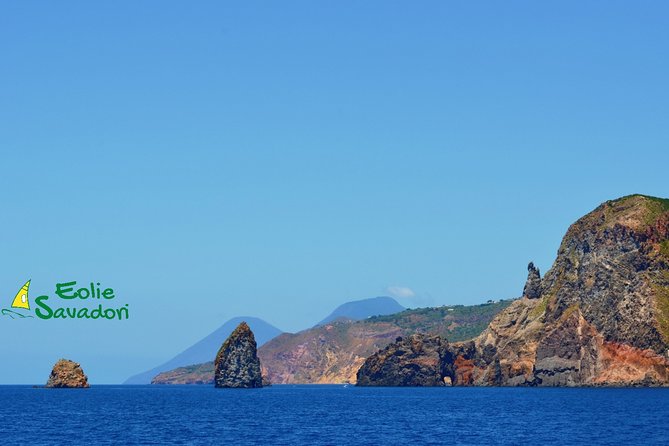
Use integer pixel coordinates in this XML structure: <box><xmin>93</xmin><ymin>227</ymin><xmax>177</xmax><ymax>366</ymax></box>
<box><xmin>1</xmin><ymin>280</ymin><xmax>129</xmax><ymax>320</ymax></box>
<box><xmin>1</xmin><ymin>280</ymin><xmax>33</xmax><ymax>319</ymax></box>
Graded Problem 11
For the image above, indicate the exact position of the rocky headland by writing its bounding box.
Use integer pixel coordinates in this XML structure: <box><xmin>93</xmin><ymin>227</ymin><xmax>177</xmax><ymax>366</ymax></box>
<box><xmin>214</xmin><ymin>321</ymin><xmax>263</xmax><ymax>388</ymax></box>
<box><xmin>357</xmin><ymin>195</ymin><xmax>669</xmax><ymax>387</ymax></box>
<box><xmin>45</xmin><ymin>359</ymin><xmax>90</xmax><ymax>388</ymax></box>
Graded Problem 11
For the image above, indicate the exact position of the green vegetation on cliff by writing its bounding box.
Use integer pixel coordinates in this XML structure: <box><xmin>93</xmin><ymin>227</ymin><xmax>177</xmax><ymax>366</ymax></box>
<box><xmin>603</xmin><ymin>194</ymin><xmax>669</xmax><ymax>229</ymax></box>
<box><xmin>368</xmin><ymin>300</ymin><xmax>512</xmax><ymax>342</ymax></box>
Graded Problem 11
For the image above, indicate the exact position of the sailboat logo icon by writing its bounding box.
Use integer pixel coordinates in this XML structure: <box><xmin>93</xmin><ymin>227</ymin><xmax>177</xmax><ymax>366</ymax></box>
<box><xmin>1</xmin><ymin>280</ymin><xmax>34</xmax><ymax>319</ymax></box>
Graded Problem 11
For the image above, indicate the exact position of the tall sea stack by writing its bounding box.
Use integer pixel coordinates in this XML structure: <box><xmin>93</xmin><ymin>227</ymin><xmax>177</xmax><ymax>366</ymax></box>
<box><xmin>214</xmin><ymin>321</ymin><xmax>263</xmax><ymax>388</ymax></box>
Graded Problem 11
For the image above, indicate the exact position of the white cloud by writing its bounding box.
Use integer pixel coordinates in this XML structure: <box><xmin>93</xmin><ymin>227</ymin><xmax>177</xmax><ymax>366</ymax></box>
<box><xmin>386</xmin><ymin>286</ymin><xmax>416</xmax><ymax>299</ymax></box>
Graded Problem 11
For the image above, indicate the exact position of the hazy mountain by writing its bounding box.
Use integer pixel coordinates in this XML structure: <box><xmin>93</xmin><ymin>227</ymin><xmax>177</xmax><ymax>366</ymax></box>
<box><xmin>317</xmin><ymin>296</ymin><xmax>405</xmax><ymax>325</ymax></box>
<box><xmin>124</xmin><ymin>316</ymin><xmax>282</xmax><ymax>384</ymax></box>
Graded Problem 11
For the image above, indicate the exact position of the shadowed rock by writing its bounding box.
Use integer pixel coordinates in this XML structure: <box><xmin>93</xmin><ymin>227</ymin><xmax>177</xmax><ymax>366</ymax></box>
<box><xmin>356</xmin><ymin>334</ymin><xmax>454</xmax><ymax>386</ymax></box>
<box><xmin>214</xmin><ymin>322</ymin><xmax>263</xmax><ymax>388</ymax></box>
<box><xmin>523</xmin><ymin>262</ymin><xmax>542</xmax><ymax>299</ymax></box>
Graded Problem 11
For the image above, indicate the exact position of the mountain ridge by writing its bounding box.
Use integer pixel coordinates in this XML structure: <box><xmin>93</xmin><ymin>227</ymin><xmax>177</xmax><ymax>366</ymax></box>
<box><xmin>316</xmin><ymin>296</ymin><xmax>405</xmax><ymax>326</ymax></box>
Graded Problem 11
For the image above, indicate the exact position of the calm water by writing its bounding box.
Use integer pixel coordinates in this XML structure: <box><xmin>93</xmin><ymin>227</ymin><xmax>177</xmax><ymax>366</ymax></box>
<box><xmin>0</xmin><ymin>385</ymin><xmax>667</xmax><ymax>445</ymax></box>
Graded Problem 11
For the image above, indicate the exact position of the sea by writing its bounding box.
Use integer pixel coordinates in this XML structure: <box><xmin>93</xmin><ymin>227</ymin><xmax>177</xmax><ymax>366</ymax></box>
<box><xmin>0</xmin><ymin>385</ymin><xmax>667</xmax><ymax>445</ymax></box>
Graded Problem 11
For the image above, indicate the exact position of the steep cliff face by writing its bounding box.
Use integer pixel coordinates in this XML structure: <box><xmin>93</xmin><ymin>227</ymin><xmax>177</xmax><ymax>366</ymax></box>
<box><xmin>214</xmin><ymin>322</ymin><xmax>263</xmax><ymax>388</ymax></box>
<box><xmin>542</xmin><ymin>195</ymin><xmax>669</xmax><ymax>351</ymax></box>
<box><xmin>455</xmin><ymin>195</ymin><xmax>669</xmax><ymax>386</ymax></box>
<box><xmin>45</xmin><ymin>359</ymin><xmax>90</xmax><ymax>388</ymax></box>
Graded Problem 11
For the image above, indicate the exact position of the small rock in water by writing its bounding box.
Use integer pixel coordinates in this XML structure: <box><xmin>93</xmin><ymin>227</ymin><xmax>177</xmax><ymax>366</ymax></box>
<box><xmin>45</xmin><ymin>359</ymin><xmax>90</xmax><ymax>388</ymax></box>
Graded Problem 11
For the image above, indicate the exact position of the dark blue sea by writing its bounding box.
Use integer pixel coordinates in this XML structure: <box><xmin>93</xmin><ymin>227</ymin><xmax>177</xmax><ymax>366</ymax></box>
<box><xmin>1</xmin><ymin>385</ymin><xmax>667</xmax><ymax>445</ymax></box>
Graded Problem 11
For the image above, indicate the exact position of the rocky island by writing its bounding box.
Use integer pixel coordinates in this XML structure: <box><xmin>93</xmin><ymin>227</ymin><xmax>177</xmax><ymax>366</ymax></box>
<box><xmin>45</xmin><ymin>359</ymin><xmax>90</xmax><ymax>388</ymax></box>
<box><xmin>214</xmin><ymin>321</ymin><xmax>263</xmax><ymax>388</ymax></box>
<box><xmin>357</xmin><ymin>195</ymin><xmax>669</xmax><ymax>386</ymax></box>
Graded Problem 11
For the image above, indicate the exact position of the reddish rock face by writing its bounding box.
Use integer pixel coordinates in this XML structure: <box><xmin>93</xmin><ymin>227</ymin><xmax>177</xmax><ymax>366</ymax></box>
<box><xmin>453</xmin><ymin>356</ymin><xmax>477</xmax><ymax>385</ymax></box>
<box><xmin>46</xmin><ymin>359</ymin><xmax>90</xmax><ymax>388</ymax></box>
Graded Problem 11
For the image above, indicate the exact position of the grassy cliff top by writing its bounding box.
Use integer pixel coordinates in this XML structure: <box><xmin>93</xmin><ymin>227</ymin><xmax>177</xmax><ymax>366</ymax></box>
<box><xmin>567</xmin><ymin>194</ymin><xmax>669</xmax><ymax>236</ymax></box>
<box><xmin>366</xmin><ymin>300</ymin><xmax>513</xmax><ymax>342</ymax></box>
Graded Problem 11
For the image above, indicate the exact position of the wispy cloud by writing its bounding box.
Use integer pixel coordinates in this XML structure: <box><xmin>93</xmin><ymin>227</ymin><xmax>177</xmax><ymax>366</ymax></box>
<box><xmin>386</xmin><ymin>285</ymin><xmax>435</xmax><ymax>307</ymax></box>
<box><xmin>386</xmin><ymin>286</ymin><xmax>416</xmax><ymax>299</ymax></box>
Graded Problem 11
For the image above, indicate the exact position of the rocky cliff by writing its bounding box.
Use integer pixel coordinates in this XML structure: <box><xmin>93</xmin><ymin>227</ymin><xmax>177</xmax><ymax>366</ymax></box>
<box><xmin>45</xmin><ymin>359</ymin><xmax>90</xmax><ymax>388</ymax></box>
<box><xmin>356</xmin><ymin>334</ymin><xmax>454</xmax><ymax>386</ymax></box>
<box><xmin>214</xmin><ymin>321</ymin><xmax>263</xmax><ymax>388</ymax></box>
<box><xmin>360</xmin><ymin>195</ymin><xmax>669</xmax><ymax>387</ymax></box>
<box><xmin>152</xmin><ymin>301</ymin><xmax>511</xmax><ymax>384</ymax></box>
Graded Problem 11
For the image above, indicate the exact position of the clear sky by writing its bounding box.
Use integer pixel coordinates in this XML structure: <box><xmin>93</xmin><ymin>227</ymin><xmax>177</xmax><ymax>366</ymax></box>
<box><xmin>1</xmin><ymin>1</ymin><xmax>668</xmax><ymax>384</ymax></box>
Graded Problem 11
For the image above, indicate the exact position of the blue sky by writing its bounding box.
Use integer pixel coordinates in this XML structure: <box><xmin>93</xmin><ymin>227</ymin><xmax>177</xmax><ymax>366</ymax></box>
<box><xmin>1</xmin><ymin>1</ymin><xmax>668</xmax><ymax>383</ymax></box>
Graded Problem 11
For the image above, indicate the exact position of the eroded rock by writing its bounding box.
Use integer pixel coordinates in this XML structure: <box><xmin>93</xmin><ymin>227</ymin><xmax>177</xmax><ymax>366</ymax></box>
<box><xmin>356</xmin><ymin>334</ymin><xmax>454</xmax><ymax>386</ymax></box>
<box><xmin>45</xmin><ymin>359</ymin><xmax>90</xmax><ymax>388</ymax></box>
<box><xmin>523</xmin><ymin>262</ymin><xmax>542</xmax><ymax>299</ymax></box>
<box><xmin>214</xmin><ymin>322</ymin><xmax>263</xmax><ymax>388</ymax></box>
